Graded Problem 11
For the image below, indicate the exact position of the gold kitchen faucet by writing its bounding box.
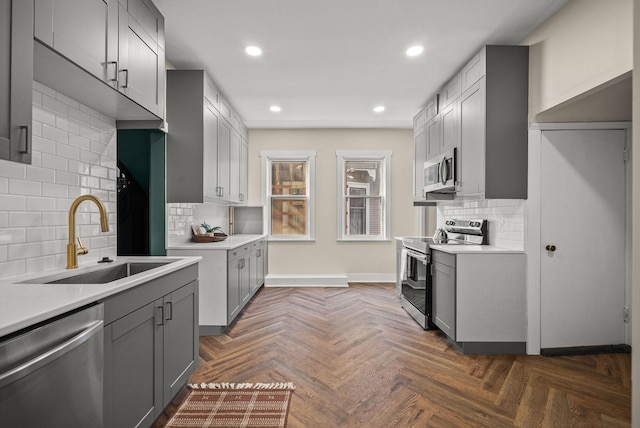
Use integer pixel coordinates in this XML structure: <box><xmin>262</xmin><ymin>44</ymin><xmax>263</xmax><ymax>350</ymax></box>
<box><xmin>67</xmin><ymin>195</ymin><xmax>109</xmax><ymax>269</ymax></box>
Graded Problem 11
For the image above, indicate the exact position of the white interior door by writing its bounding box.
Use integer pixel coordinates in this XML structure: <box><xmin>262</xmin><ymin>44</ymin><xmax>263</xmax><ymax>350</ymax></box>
<box><xmin>540</xmin><ymin>129</ymin><xmax>626</xmax><ymax>349</ymax></box>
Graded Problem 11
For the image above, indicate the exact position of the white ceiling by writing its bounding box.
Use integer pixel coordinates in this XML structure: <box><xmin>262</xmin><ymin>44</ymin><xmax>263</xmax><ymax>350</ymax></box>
<box><xmin>153</xmin><ymin>0</ymin><xmax>569</xmax><ymax>129</ymax></box>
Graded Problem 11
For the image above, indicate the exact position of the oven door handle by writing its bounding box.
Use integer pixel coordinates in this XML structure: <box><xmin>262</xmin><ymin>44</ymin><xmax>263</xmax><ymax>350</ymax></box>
<box><xmin>405</xmin><ymin>248</ymin><xmax>428</xmax><ymax>264</ymax></box>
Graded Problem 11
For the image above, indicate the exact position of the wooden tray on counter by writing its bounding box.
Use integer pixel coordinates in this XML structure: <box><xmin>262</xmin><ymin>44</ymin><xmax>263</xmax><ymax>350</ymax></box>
<box><xmin>191</xmin><ymin>234</ymin><xmax>228</xmax><ymax>243</ymax></box>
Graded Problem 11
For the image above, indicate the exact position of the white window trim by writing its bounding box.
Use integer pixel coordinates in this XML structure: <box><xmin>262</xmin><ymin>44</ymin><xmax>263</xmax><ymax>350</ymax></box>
<box><xmin>336</xmin><ymin>150</ymin><xmax>392</xmax><ymax>241</ymax></box>
<box><xmin>260</xmin><ymin>150</ymin><xmax>316</xmax><ymax>241</ymax></box>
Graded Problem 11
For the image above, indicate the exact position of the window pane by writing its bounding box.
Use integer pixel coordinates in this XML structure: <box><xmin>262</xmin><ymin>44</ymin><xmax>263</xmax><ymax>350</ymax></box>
<box><xmin>344</xmin><ymin>160</ymin><xmax>381</xmax><ymax>196</ymax></box>
<box><xmin>271</xmin><ymin>198</ymin><xmax>307</xmax><ymax>235</ymax></box>
<box><xmin>271</xmin><ymin>161</ymin><xmax>307</xmax><ymax>195</ymax></box>
<box><xmin>345</xmin><ymin>196</ymin><xmax>382</xmax><ymax>236</ymax></box>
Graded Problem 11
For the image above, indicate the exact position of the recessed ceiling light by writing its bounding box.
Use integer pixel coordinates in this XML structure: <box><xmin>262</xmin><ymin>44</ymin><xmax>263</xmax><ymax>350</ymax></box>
<box><xmin>373</xmin><ymin>106</ymin><xmax>385</xmax><ymax>113</ymax></box>
<box><xmin>270</xmin><ymin>105</ymin><xmax>281</xmax><ymax>113</ymax></box>
<box><xmin>406</xmin><ymin>45</ymin><xmax>424</xmax><ymax>57</ymax></box>
<box><xmin>245</xmin><ymin>46</ymin><xmax>262</xmax><ymax>56</ymax></box>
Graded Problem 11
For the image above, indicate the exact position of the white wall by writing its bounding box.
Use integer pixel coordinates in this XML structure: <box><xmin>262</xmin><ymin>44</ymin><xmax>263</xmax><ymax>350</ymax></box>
<box><xmin>522</xmin><ymin>0</ymin><xmax>633</xmax><ymax>120</ymax></box>
<box><xmin>0</xmin><ymin>82</ymin><xmax>117</xmax><ymax>279</ymax></box>
<box><xmin>247</xmin><ymin>129</ymin><xmax>417</xmax><ymax>279</ymax></box>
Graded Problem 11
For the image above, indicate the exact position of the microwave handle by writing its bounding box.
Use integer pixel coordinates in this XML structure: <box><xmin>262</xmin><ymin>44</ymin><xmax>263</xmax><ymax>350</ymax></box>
<box><xmin>439</xmin><ymin>155</ymin><xmax>447</xmax><ymax>185</ymax></box>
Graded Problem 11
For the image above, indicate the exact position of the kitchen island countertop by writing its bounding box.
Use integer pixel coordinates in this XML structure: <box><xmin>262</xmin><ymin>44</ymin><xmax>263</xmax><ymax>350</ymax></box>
<box><xmin>0</xmin><ymin>256</ymin><xmax>201</xmax><ymax>337</ymax></box>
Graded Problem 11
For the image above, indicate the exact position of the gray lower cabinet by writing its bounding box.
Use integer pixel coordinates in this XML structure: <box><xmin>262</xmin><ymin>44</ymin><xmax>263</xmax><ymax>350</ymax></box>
<box><xmin>431</xmin><ymin>250</ymin><xmax>526</xmax><ymax>354</ymax></box>
<box><xmin>227</xmin><ymin>249</ymin><xmax>248</xmax><ymax>321</ymax></box>
<box><xmin>102</xmin><ymin>265</ymin><xmax>198</xmax><ymax>427</ymax></box>
<box><xmin>432</xmin><ymin>251</ymin><xmax>456</xmax><ymax>339</ymax></box>
<box><xmin>250</xmin><ymin>240</ymin><xmax>266</xmax><ymax>295</ymax></box>
<box><xmin>0</xmin><ymin>0</ymin><xmax>33</xmax><ymax>164</ymax></box>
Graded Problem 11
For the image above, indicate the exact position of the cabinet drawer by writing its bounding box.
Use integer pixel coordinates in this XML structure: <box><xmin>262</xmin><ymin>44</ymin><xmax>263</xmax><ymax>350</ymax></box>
<box><xmin>461</xmin><ymin>48</ymin><xmax>486</xmax><ymax>92</ymax></box>
<box><xmin>228</xmin><ymin>245</ymin><xmax>250</xmax><ymax>259</ymax></box>
<box><xmin>441</xmin><ymin>72</ymin><xmax>461</xmax><ymax>108</ymax></box>
<box><xmin>432</xmin><ymin>250</ymin><xmax>456</xmax><ymax>268</ymax></box>
<box><xmin>413</xmin><ymin>107</ymin><xmax>426</xmax><ymax>130</ymax></box>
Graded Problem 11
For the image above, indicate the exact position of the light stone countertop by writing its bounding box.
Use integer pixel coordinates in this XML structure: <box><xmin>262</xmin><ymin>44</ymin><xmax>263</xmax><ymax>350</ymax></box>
<box><xmin>0</xmin><ymin>256</ymin><xmax>201</xmax><ymax>337</ymax></box>
<box><xmin>166</xmin><ymin>234</ymin><xmax>267</xmax><ymax>250</ymax></box>
<box><xmin>429</xmin><ymin>244</ymin><xmax>524</xmax><ymax>254</ymax></box>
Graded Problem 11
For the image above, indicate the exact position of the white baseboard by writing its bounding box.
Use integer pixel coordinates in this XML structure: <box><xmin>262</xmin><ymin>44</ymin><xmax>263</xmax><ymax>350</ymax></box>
<box><xmin>347</xmin><ymin>273</ymin><xmax>395</xmax><ymax>283</ymax></box>
<box><xmin>265</xmin><ymin>274</ymin><xmax>348</xmax><ymax>287</ymax></box>
<box><xmin>264</xmin><ymin>273</ymin><xmax>396</xmax><ymax>287</ymax></box>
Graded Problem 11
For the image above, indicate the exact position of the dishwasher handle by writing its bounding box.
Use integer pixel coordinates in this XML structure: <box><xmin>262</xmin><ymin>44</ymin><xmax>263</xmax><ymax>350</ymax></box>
<box><xmin>0</xmin><ymin>319</ymin><xmax>103</xmax><ymax>388</ymax></box>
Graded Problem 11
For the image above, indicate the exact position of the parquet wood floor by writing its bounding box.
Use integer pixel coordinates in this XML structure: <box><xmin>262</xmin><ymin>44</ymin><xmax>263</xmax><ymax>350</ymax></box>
<box><xmin>155</xmin><ymin>283</ymin><xmax>631</xmax><ymax>427</ymax></box>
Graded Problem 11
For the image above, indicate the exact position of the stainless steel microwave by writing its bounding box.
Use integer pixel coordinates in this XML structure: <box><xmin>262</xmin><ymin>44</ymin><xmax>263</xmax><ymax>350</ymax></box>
<box><xmin>423</xmin><ymin>147</ymin><xmax>456</xmax><ymax>194</ymax></box>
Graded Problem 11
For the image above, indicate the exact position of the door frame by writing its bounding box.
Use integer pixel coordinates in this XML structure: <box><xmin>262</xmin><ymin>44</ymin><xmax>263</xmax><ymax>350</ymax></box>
<box><xmin>526</xmin><ymin>122</ymin><xmax>632</xmax><ymax>354</ymax></box>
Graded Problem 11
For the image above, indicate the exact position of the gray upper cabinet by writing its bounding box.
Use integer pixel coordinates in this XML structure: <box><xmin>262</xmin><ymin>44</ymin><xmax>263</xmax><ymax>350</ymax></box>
<box><xmin>457</xmin><ymin>45</ymin><xmax>529</xmax><ymax>199</ymax></box>
<box><xmin>0</xmin><ymin>0</ymin><xmax>33</xmax><ymax>164</ymax></box>
<box><xmin>412</xmin><ymin>107</ymin><xmax>427</xmax><ymax>200</ymax></box>
<box><xmin>414</xmin><ymin>45</ymin><xmax>528</xmax><ymax>201</ymax></box>
<box><xmin>33</xmin><ymin>0</ymin><xmax>165</xmax><ymax>122</ymax></box>
<box><xmin>117</xmin><ymin>0</ymin><xmax>165</xmax><ymax>117</ymax></box>
<box><xmin>167</xmin><ymin>69</ymin><xmax>249</xmax><ymax>204</ymax></box>
<box><xmin>34</xmin><ymin>0</ymin><xmax>116</xmax><ymax>83</ymax></box>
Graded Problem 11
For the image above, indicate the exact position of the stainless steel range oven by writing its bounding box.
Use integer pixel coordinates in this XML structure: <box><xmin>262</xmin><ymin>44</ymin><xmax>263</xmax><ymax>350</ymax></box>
<box><xmin>397</xmin><ymin>236</ymin><xmax>435</xmax><ymax>329</ymax></box>
<box><xmin>397</xmin><ymin>219</ymin><xmax>488</xmax><ymax>329</ymax></box>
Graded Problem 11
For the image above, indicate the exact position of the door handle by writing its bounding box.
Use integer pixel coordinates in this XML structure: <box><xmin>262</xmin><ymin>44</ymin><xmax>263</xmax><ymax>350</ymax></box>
<box><xmin>19</xmin><ymin>125</ymin><xmax>30</xmax><ymax>154</ymax></box>
<box><xmin>545</xmin><ymin>245</ymin><xmax>556</xmax><ymax>252</ymax></box>
<box><xmin>165</xmin><ymin>301</ymin><xmax>173</xmax><ymax>320</ymax></box>
<box><xmin>120</xmin><ymin>69</ymin><xmax>129</xmax><ymax>88</ymax></box>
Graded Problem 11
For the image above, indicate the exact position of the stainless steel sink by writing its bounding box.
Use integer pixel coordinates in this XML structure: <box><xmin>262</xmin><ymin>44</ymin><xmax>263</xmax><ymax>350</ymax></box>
<box><xmin>21</xmin><ymin>262</ymin><xmax>171</xmax><ymax>284</ymax></box>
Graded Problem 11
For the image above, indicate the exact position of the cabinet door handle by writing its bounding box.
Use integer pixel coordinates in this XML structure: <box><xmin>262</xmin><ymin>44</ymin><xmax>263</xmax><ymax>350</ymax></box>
<box><xmin>240</xmin><ymin>193</ymin><xmax>244</xmax><ymax>201</ymax></box>
<box><xmin>107</xmin><ymin>61</ymin><xmax>118</xmax><ymax>83</ymax></box>
<box><xmin>165</xmin><ymin>302</ymin><xmax>173</xmax><ymax>320</ymax></box>
<box><xmin>257</xmin><ymin>249</ymin><xmax>261</xmax><ymax>257</ymax></box>
<box><xmin>430</xmin><ymin>264</ymin><xmax>435</xmax><ymax>276</ymax></box>
<box><xmin>19</xmin><ymin>125</ymin><xmax>30</xmax><ymax>154</ymax></box>
<box><xmin>545</xmin><ymin>244</ymin><xmax>556</xmax><ymax>252</ymax></box>
<box><xmin>121</xmin><ymin>69</ymin><xmax>129</xmax><ymax>88</ymax></box>
<box><xmin>156</xmin><ymin>306</ymin><xmax>164</xmax><ymax>325</ymax></box>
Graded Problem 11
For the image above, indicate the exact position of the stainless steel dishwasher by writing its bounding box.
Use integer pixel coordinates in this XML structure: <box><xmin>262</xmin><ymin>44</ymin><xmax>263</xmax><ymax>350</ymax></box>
<box><xmin>0</xmin><ymin>303</ymin><xmax>104</xmax><ymax>427</ymax></box>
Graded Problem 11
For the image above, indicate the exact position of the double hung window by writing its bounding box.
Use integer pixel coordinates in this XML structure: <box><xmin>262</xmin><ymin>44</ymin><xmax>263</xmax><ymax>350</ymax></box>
<box><xmin>261</xmin><ymin>151</ymin><xmax>316</xmax><ymax>240</ymax></box>
<box><xmin>336</xmin><ymin>150</ymin><xmax>391</xmax><ymax>241</ymax></box>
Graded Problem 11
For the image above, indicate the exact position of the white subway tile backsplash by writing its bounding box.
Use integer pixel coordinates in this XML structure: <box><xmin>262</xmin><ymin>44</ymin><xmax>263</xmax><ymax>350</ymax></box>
<box><xmin>56</xmin><ymin>142</ymin><xmax>80</xmax><ymax>160</ymax></box>
<box><xmin>33</xmin><ymin>105</ymin><xmax>56</xmax><ymax>127</ymax></box>
<box><xmin>9</xmin><ymin>179</ymin><xmax>41</xmax><ymax>196</ymax></box>
<box><xmin>0</xmin><ymin>194</ymin><xmax>26</xmax><ymax>211</ymax></box>
<box><xmin>438</xmin><ymin>199</ymin><xmax>525</xmax><ymax>250</ymax></box>
<box><xmin>8</xmin><ymin>242</ymin><xmax>42</xmax><ymax>261</ymax></box>
<box><xmin>9</xmin><ymin>212</ymin><xmax>41</xmax><ymax>227</ymax></box>
<box><xmin>41</xmin><ymin>153</ymin><xmax>68</xmax><ymax>171</ymax></box>
<box><xmin>42</xmin><ymin>94</ymin><xmax>69</xmax><ymax>116</ymax></box>
<box><xmin>26</xmin><ymin>197</ymin><xmax>56</xmax><ymax>212</ymax></box>
<box><xmin>0</xmin><ymin>228</ymin><xmax>26</xmax><ymax>244</ymax></box>
<box><xmin>26</xmin><ymin>226</ymin><xmax>56</xmax><ymax>242</ymax></box>
<box><xmin>56</xmin><ymin>171</ymin><xmax>80</xmax><ymax>186</ymax></box>
<box><xmin>32</xmin><ymin>135</ymin><xmax>57</xmax><ymax>155</ymax></box>
<box><xmin>69</xmin><ymin>134</ymin><xmax>91</xmax><ymax>150</ymax></box>
<box><xmin>26</xmin><ymin>166</ymin><xmax>56</xmax><ymax>183</ymax></box>
<box><xmin>26</xmin><ymin>255</ymin><xmax>58</xmax><ymax>275</ymax></box>
<box><xmin>0</xmin><ymin>160</ymin><xmax>27</xmax><ymax>179</ymax></box>
<box><xmin>0</xmin><ymin>83</ymin><xmax>117</xmax><ymax>279</ymax></box>
<box><xmin>42</xmin><ymin>123</ymin><xmax>69</xmax><ymax>144</ymax></box>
